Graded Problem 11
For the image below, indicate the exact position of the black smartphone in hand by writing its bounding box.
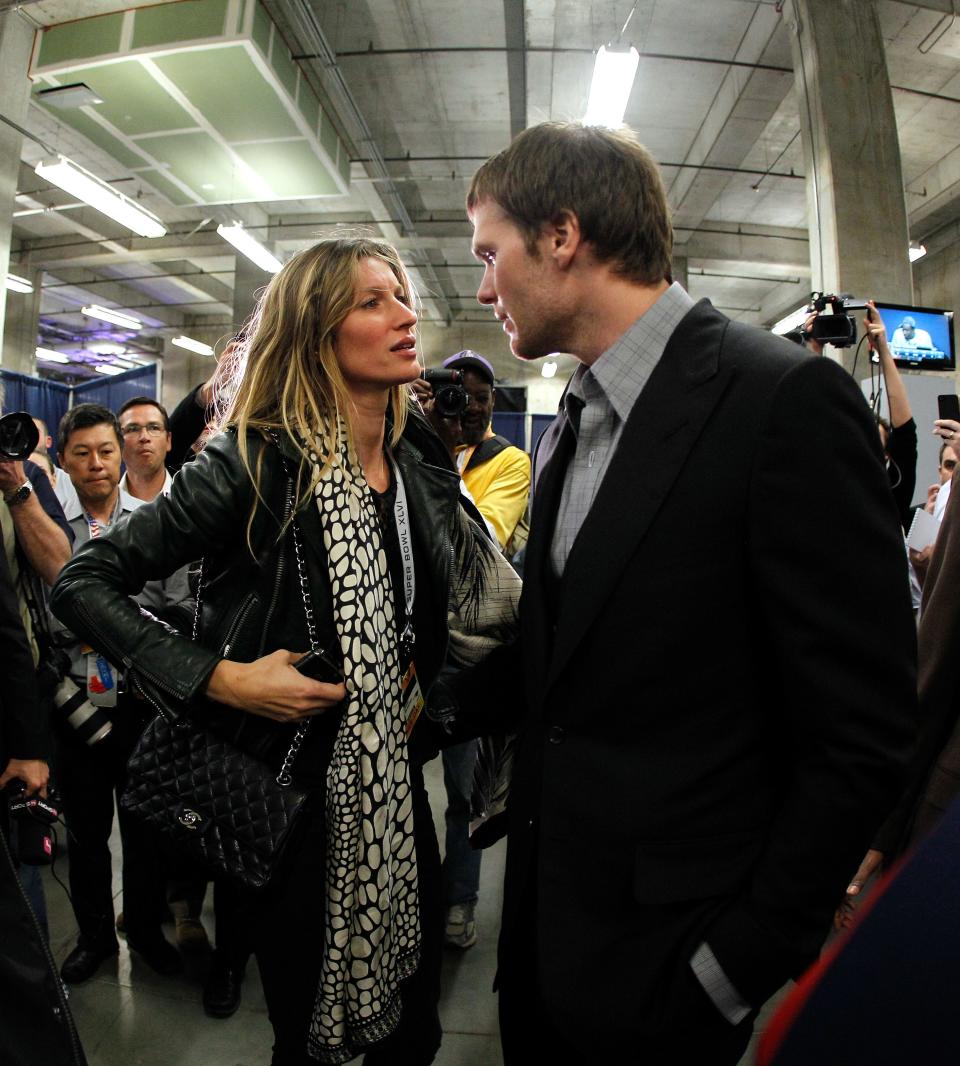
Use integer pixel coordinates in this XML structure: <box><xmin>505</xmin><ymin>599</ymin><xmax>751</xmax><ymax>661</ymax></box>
<box><xmin>292</xmin><ymin>647</ymin><xmax>343</xmax><ymax>684</ymax></box>
<box><xmin>938</xmin><ymin>394</ymin><xmax>960</xmax><ymax>421</ymax></box>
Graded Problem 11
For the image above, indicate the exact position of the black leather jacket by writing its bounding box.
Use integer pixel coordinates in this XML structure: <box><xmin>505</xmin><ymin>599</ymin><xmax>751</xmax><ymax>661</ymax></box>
<box><xmin>50</xmin><ymin>409</ymin><xmax>476</xmax><ymax>788</ymax></box>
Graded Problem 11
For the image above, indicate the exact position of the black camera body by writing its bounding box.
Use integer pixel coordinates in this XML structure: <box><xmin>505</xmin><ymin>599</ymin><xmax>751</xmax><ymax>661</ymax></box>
<box><xmin>0</xmin><ymin>411</ymin><xmax>40</xmax><ymax>462</ymax></box>
<box><xmin>807</xmin><ymin>292</ymin><xmax>869</xmax><ymax>349</ymax></box>
<box><xmin>423</xmin><ymin>369</ymin><xmax>469</xmax><ymax>419</ymax></box>
<box><xmin>8</xmin><ymin>788</ymin><xmax>61</xmax><ymax>866</ymax></box>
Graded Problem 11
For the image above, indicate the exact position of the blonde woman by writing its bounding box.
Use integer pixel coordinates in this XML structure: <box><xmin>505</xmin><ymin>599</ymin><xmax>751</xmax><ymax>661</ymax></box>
<box><xmin>52</xmin><ymin>238</ymin><xmax>519</xmax><ymax>1065</ymax></box>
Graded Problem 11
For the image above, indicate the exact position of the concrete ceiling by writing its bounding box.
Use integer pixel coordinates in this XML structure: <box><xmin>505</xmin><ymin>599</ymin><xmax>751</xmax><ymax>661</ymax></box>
<box><xmin>8</xmin><ymin>0</ymin><xmax>960</xmax><ymax>385</ymax></box>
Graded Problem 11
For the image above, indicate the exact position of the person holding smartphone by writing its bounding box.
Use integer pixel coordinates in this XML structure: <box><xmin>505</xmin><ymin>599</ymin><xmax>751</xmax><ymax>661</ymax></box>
<box><xmin>51</xmin><ymin>238</ymin><xmax>520</xmax><ymax>1066</ymax></box>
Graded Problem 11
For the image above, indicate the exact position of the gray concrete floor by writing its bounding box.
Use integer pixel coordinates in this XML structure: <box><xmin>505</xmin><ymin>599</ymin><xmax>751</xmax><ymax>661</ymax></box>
<box><xmin>40</xmin><ymin>759</ymin><xmax>785</xmax><ymax>1064</ymax></box>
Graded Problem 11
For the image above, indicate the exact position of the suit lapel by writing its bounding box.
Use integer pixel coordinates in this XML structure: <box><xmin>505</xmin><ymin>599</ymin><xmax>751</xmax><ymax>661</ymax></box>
<box><xmin>546</xmin><ymin>301</ymin><xmax>734</xmax><ymax>689</ymax></box>
<box><xmin>521</xmin><ymin>410</ymin><xmax>575</xmax><ymax>708</ymax></box>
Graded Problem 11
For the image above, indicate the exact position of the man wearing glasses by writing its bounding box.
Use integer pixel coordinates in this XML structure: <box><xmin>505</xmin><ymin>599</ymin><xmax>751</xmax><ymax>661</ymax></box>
<box><xmin>117</xmin><ymin>397</ymin><xmax>173</xmax><ymax>505</ymax></box>
<box><xmin>54</xmin><ymin>403</ymin><xmax>190</xmax><ymax>984</ymax></box>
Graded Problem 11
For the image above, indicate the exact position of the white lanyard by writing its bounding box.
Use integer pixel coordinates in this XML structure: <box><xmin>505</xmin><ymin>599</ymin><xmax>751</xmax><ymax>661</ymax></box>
<box><xmin>387</xmin><ymin>455</ymin><xmax>416</xmax><ymax>655</ymax></box>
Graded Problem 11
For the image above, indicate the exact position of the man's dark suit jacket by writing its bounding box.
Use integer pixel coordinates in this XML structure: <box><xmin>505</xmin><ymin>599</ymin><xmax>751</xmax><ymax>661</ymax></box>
<box><xmin>452</xmin><ymin>299</ymin><xmax>918</xmax><ymax>1053</ymax></box>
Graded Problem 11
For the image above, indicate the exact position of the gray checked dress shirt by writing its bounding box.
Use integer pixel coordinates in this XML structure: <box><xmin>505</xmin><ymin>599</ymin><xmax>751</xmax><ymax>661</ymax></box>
<box><xmin>549</xmin><ymin>281</ymin><xmax>694</xmax><ymax>577</ymax></box>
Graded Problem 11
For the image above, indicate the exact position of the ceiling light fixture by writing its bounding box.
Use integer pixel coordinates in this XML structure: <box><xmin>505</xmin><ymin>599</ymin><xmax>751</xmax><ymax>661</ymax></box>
<box><xmin>35</xmin><ymin>347</ymin><xmax>70</xmax><ymax>363</ymax></box>
<box><xmin>217</xmin><ymin>222</ymin><xmax>282</xmax><ymax>274</ymax></box>
<box><xmin>94</xmin><ymin>363</ymin><xmax>126</xmax><ymax>376</ymax></box>
<box><xmin>36</xmin><ymin>82</ymin><xmax>104</xmax><ymax>110</ymax></box>
<box><xmin>81</xmin><ymin>304</ymin><xmax>142</xmax><ymax>330</ymax></box>
<box><xmin>35</xmin><ymin>155</ymin><xmax>166</xmax><ymax>238</ymax></box>
<box><xmin>583</xmin><ymin>44</ymin><xmax>640</xmax><ymax>127</ymax></box>
<box><xmin>171</xmin><ymin>335</ymin><xmax>215</xmax><ymax>356</ymax></box>
<box><xmin>541</xmin><ymin>361</ymin><xmax>559</xmax><ymax>378</ymax></box>
<box><xmin>6</xmin><ymin>273</ymin><xmax>34</xmax><ymax>294</ymax></box>
<box><xmin>909</xmin><ymin>241</ymin><xmax>927</xmax><ymax>263</ymax></box>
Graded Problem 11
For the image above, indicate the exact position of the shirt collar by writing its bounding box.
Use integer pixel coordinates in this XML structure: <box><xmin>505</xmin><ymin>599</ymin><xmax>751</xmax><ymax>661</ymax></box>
<box><xmin>566</xmin><ymin>281</ymin><xmax>695</xmax><ymax>423</ymax></box>
<box><xmin>118</xmin><ymin>468</ymin><xmax>173</xmax><ymax>510</ymax></box>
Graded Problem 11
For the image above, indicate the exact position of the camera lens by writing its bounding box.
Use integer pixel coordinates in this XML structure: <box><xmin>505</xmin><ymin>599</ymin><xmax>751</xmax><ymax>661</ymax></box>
<box><xmin>53</xmin><ymin>677</ymin><xmax>113</xmax><ymax>746</ymax></box>
<box><xmin>0</xmin><ymin>412</ymin><xmax>40</xmax><ymax>462</ymax></box>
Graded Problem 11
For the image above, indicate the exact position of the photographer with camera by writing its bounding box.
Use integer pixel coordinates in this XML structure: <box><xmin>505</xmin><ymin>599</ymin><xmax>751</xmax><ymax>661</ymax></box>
<box><xmin>803</xmin><ymin>298</ymin><xmax>917</xmax><ymax>532</ymax></box>
<box><xmin>414</xmin><ymin>352</ymin><xmax>531</xmax><ymax>555</ymax></box>
<box><xmin>0</xmin><ymin>544</ymin><xmax>85</xmax><ymax>1066</ymax></box>
<box><xmin>0</xmin><ymin>411</ymin><xmax>73</xmax><ymax>935</ymax></box>
<box><xmin>413</xmin><ymin>352</ymin><xmax>530</xmax><ymax>952</ymax></box>
<box><xmin>53</xmin><ymin>403</ymin><xmax>190</xmax><ymax>985</ymax></box>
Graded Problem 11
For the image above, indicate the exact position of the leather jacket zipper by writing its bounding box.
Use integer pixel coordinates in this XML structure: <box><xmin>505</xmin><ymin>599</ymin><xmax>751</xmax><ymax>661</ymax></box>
<box><xmin>221</xmin><ymin>592</ymin><xmax>259</xmax><ymax>658</ymax></box>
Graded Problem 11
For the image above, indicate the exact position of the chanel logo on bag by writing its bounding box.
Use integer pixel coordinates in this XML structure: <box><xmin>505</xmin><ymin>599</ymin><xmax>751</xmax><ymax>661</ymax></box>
<box><xmin>174</xmin><ymin>804</ymin><xmax>209</xmax><ymax>833</ymax></box>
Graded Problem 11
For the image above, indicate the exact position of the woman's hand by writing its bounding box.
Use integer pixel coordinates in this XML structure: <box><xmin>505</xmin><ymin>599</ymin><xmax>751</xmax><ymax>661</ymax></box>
<box><xmin>205</xmin><ymin>649</ymin><xmax>346</xmax><ymax>722</ymax></box>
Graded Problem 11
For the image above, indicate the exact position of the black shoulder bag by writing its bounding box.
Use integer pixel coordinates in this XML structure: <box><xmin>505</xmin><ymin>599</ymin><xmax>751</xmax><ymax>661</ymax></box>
<box><xmin>121</xmin><ymin>488</ymin><xmax>321</xmax><ymax>893</ymax></box>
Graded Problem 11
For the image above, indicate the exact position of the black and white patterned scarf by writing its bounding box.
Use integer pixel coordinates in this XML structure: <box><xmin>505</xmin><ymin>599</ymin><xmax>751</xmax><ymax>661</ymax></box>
<box><xmin>306</xmin><ymin>420</ymin><xmax>419</xmax><ymax>1063</ymax></box>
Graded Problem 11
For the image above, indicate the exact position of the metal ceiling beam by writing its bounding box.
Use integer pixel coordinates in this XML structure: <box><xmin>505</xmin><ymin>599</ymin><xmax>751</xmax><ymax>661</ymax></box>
<box><xmin>503</xmin><ymin>0</ymin><xmax>526</xmax><ymax>139</ymax></box>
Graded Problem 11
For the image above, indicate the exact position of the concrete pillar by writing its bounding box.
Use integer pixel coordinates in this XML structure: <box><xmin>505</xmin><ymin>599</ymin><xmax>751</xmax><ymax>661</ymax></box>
<box><xmin>0</xmin><ymin>11</ymin><xmax>35</xmax><ymax>368</ymax></box>
<box><xmin>671</xmin><ymin>255</ymin><xmax>689</xmax><ymax>290</ymax></box>
<box><xmin>232</xmin><ymin>255</ymin><xmax>273</xmax><ymax>335</ymax></box>
<box><xmin>785</xmin><ymin>0</ymin><xmax>912</xmax><ymax>371</ymax></box>
<box><xmin>3</xmin><ymin>265</ymin><xmax>41</xmax><ymax>374</ymax></box>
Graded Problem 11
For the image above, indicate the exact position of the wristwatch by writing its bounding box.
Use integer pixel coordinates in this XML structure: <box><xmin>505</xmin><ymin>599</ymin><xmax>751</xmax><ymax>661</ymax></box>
<box><xmin>3</xmin><ymin>480</ymin><xmax>33</xmax><ymax>507</ymax></box>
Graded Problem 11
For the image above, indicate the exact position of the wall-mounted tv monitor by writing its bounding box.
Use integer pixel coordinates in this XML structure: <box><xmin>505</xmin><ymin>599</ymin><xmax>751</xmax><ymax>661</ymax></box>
<box><xmin>872</xmin><ymin>302</ymin><xmax>955</xmax><ymax>371</ymax></box>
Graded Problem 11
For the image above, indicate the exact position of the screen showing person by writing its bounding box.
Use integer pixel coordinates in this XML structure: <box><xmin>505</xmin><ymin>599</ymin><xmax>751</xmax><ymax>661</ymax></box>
<box><xmin>873</xmin><ymin>304</ymin><xmax>954</xmax><ymax>366</ymax></box>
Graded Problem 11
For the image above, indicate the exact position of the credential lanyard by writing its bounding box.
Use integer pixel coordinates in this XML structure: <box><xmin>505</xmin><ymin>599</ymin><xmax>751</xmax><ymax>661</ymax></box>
<box><xmin>387</xmin><ymin>455</ymin><xmax>416</xmax><ymax>658</ymax></box>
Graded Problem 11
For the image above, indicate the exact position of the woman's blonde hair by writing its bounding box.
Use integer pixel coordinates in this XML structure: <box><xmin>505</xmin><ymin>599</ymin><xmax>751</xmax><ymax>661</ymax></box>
<box><xmin>216</xmin><ymin>237</ymin><xmax>417</xmax><ymax>509</ymax></box>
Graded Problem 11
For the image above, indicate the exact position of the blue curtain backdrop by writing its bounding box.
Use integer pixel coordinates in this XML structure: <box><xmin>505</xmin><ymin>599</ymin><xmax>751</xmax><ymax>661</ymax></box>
<box><xmin>1</xmin><ymin>369</ymin><xmax>72</xmax><ymax>451</ymax></box>
<box><xmin>72</xmin><ymin>364</ymin><xmax>158</xmax><ymax>411</ymax></box>
<box><xmin>492</xmin><ymin>411</ymin><xmax>525</xmax><ymax>450</ymax></box>
<box><xmin>1</xmin><ymin>365</ymin><xmax>157</xmax><ymax>453</ymax></box>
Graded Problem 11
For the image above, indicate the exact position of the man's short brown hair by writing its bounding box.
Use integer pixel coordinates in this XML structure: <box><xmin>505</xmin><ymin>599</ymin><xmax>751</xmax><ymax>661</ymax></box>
<box><xmin>467</xmin><ymin>122</ymin><xmax>673</xmax><ymax>286</ymax></box>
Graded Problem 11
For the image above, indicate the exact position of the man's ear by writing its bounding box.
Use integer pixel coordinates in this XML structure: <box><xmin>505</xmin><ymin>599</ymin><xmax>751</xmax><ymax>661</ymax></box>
<box><xmin>542</xmin><ymin>210</ymin><xmax>582</xmax><ymax>270</ymax></box>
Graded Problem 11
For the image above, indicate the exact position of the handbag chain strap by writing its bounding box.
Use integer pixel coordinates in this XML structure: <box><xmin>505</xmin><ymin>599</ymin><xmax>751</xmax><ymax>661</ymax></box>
<box><xmin>276</xmin><ymin>515</ymin><xmax>316</xmax><ymax>788</ymax></box>
<box><xmin>190</xmin><ymin>434</ymin><xmax>321</xmax><ymax>789</ymax></box>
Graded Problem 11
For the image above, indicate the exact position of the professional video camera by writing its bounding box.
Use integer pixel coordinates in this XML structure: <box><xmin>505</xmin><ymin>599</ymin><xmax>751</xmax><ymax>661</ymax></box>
<box><xmin>0</xmin><ymin>412</ymin><xmax>40</xmax><ymax>462</ymax></box>
<box><xmin>805</xmin><ymin>292</ymin><xmax>870</xmax><ymax>349</ymax></box>
<box><xmin>422</xmin><ymin>368</ymin><xmax>469</xmax><ymax>419</ymax></box>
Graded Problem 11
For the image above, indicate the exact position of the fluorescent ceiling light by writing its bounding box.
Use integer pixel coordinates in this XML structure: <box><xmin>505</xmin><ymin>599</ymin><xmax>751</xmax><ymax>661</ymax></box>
<box><xmin>35</xmin><ymin>347</ymin><xmax>70</xmax><ymax>363</ymax></box>
<box><xmin>217</xmin><ymin>222</ymin><xmax>282</xmax><ymax>274</ymax></box>
<box><xmin>35</xmin><ymin>155</ymin><xmax>166</xmax><ymax>239</ymax></box>
<box><xmin>541</xmin><ymin>361</ymin><xmax>559</xmax><ymax>378</ymax></box>
<box><xmin>36</xmin><ymin>83</ymin><xmax>104</xmax><ymax>109</ymax></box>
<box><xmin>583</xmin><ymin>45</ymin><xmax>640</xmax><ymax>127</ymax></box>
<box><xmin>6</xmin><ymin>273</ymin><xmax>34</xmax><ymax>294</ymax></box>
<box><xmin>772</xmin><ymin>304</ymin><xmax>810</xmax><ymax>336</ymax></box>
<box><xmin>172</xmin><ymin>335</ymin><xmax>215</xmax><ymax>356</ymax></box>
<box><xmin>94</xmin><ymin>363</ymin><xmax>126</xmax><ymax>376</ymax></box>
<box><xmin>909</xmin><ymin>242</ymin><xmax>927</xmax><ymax>263</ymax></box>
<box><xmin>81</xmin><ymin>304</ymin><xmax>142</xmax><ymax>330</ymax></box>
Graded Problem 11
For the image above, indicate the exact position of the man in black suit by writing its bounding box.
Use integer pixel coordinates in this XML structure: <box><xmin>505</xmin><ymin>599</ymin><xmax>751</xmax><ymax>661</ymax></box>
<box><xmin>447</xmin><ymin>123</ymin><xmax>918</xmax><ymax>1064</ymax></box>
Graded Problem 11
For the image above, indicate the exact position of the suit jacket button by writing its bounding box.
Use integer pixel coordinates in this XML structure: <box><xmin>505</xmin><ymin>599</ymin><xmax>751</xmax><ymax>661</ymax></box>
<box><xmin>548</xmin><ymin>725</ymin><xmax>565</xmax><ymax>744</ymax></box>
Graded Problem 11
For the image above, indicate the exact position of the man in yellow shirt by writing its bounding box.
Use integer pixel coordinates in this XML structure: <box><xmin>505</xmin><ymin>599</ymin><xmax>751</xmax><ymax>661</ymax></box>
<box><xmin>444</xmin><ymin>352</ymin><xmax>531</xmax><ymax>554</ymax></box>
<box><xmin>417</xmin><ymin>351</ymin><xmax>531</xmax><ymax>949</ymax></box>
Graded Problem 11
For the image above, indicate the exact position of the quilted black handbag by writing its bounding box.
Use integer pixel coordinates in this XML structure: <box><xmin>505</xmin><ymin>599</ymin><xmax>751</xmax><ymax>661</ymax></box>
<box><xmin>121</xmin><ymin>484</ymin><xmax>319</xmax><ymax>893</ymax></box>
